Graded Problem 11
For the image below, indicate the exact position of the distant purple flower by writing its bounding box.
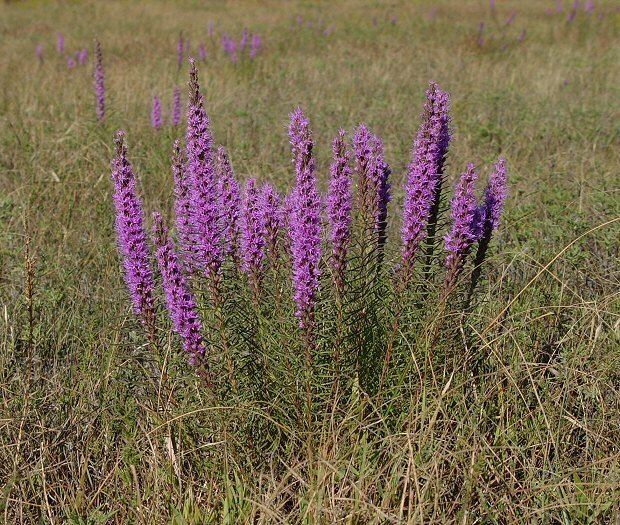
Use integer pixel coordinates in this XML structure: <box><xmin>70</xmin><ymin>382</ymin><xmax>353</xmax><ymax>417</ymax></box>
<box><xmin>36</xmin><ymin>44</ymin><xmax>43</xmax><ymax>63</ymax></box>
<box><xmin>249</xmin><ymin>34</ymin><xmax>261</xmax><ymax>59</ymax></box>
<box><xmin>198</xmin><ymin>42</ymin><xmax>207</xmax><ymax>62</ymax></box>
<box><xmin>93</xmin><ymin>40</ymin><xmax>105</xmax><ymax>121</ymax></box>
<box><xmin>556</xmin><ymin>0</ymin><xmax>564</xmax><ymax>13</ymax></box>
<box><xmin>221</xmin><ymin>34</ymin><xmax>238</xmax><ymax>63</ymax></box>
<box><xmin>240</xmin><ymin>178</ymin><xmax>267</xmax><ymax>288</ymax></box>
<box><xmin>563</xmin><ymin>79</ymin><xmax>569</xmax><ymax>86</ymax></box>
<box><xmin>288</xmin><ymin>108</ymin><xmax>322</xmax><ymax>330</ymax></box>
<box><xmin>518</xmin><ymin>29</ymin><xmax>526</xmax><ymax>42</ymax></box>
<box><xmin>296</xmin><ymin>15</ymin><xmax>303</xmax><ymax>26</ymax></box>
<box><xmin>208</xmin><ymin>21</ymin><xmax>215</xmax><ymax>38</ymax></box>
<box><xmin>172</xmin><ymin>140</ymin><xmax>194</xmax><ymax>263</ymax></box>
<box><xmin>568</xmin><ymin>9</ymin><xmax>577</xmax><ymax>22</ymax></box>
<box><xmin>110</xmin><ymin>131</ymin><xmax>156</xmax><ymax>329</ymax></box>
<box><xmin>151</xmin><ymin>96</ymin><xmax>162</xmax><ymax>129</ymax></box>
<box><xmin>177</xmin><ymin>33</ymin><xmax>184</xmax><ymax>68</ymax></box>
<box><xmin>327</xmin><ymin>129</ymin><xmax>352</xmax><ymax>292</ymax></box>
<box><xmin>171</xmin><ymin>87</ymin><xmax>181</xmax><ymax>126</ymax></box>
<box><xmin>67</xmin><ymin>56</ymin><xmax>76</xmax><ymax>69</ymax></box>
<box><xmin>77</xmin><ymin>48</ymin><xmax>88</xmax><ymax>65</ymax></box>
<box><xmin>261</xmin><ymin>183</ymin><xmax>283</xmax><ymax>259</ymax></box>
<box><xmin>57</xmin><ymin>33</ymin><xmax>64</xmax><ymax>54</ymax></box>
<box><xmin>216</xmin><ymin>146</ymin><xmax>241</xmax><ymax>260</ymax></box>
<box><xmin>489</xmin><ymin>0</ymin><xmax>495</xmax><ymax>11</ymax></box>
<box><xmin>477</xmin><ymin>22</ymin><xmax>485</xmax><ymax>46</ymax></box>
<box><xmin>390</xmin><ymin>15</ymin><xmax>397</xmax><ymax>24</ymax></box>
<box><xmin>584</xmin><ymin>0</ymin><xmax>594</xmax><ymax>13</ymax></box>
<box><xmin>239</xmin><ymin>28</ymin><xmax>249</xmax><ymax>52</ymax></box>
<box><xmin>428</xmin><ymin>7</ymin><xmax>438</xmax><ymax>20</ymax></box>
<box><xmin>444</xmin><ymin>164</ymin><xmax>480</xmax><ymax>288</ymax></box>
<box><xmin>152</xmin><ymin>212</ymin><xmax>207</xmax><ymax>367</ymax></box>
<box><xmin>186</xmin><ymin>59</ymin><xmax>223</xmax><ymax>278</ymax></box>
<box><xmin>323</xmin><ymin>27</ymin><xmax>333</xmax><ymax>36</ymax></box>
<box><xmin>505</xmin><ymin>12</ymin><xmax>517</xmax><ymax>26</ymax></box>
<box><xmin>401</xmin><ymin>82</ymin><xmax>451</xmax><ymax>275</ymax></box>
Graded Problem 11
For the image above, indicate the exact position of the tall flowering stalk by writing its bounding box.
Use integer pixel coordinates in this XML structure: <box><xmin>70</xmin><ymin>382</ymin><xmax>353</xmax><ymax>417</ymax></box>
<box><xmin>443</xmin><ymin>164</ymin><xmax>480</xmax><ymax>295</ymax></box>
<box><xmin>110</xmin><ymin>131</ymin><xmax>156</xmax><ymax>335</ymax></box>
<box><xmin>239</xmin><ymin>28</ymin><xmax>249</xmax><ymax>52</ymax></box>
<box><xmin>249</xmin><ymin>34</ymin><xmax>262</xmax><ymax>59</ymax></box>
<box><xmin>400</xmin><ymin>82</ymin><xmax>451</xmax><ymax>281</ymax></box>
<box><xmin>36</xmin><ymin>44</ymin><xmax>43</xmax><ymax>63</ymax></box>
<box><xmin>93</xmin><ymin>40</ymin><xmax>105</xmax><ymax>121</ymax></box>
<box><xmin>77</xmin><ymin>48</ymin><xmax>88</xmax><ymax>66</ymax></box>
<box><xmin>240</xmin><ymin>178</ymin><xmax>267</xmax><ymax>296</ymax></box>
<box><xmin>177</xmin><ymin>33</ymin><xmax>184</xmax><ymax>69</ymax></box>
<box><xmin>468</xmin><ymin>157</ymin><xmax>508</xmax><ymax>299</ymax></box>
<box><xmin>216</xmin><ymin>146</ymin><xmax>241</xmax><ymax>263</ymax></box>
<box><xmin>171</xmin><ymin>87</ymin><xmax>181</xmax><ymax>127</ymax></box>
<box><xmin>67</xmin><ymin>57</ymin><xmax>76</xmax><ymax>69</ymax></box>
<box><xmin>152</xmin><ymin>212</ymin><xmax>208</xmax><ymax>370</ymax></box>
<box><xmin>185</xmin><ymin>59</ymin><xmax>223</xmax><ymax>280</ymax></box>
<box><xmin>288</xmin><ymin>108</ymin><xmax>322</xmax><ymax>333</ymax></box>
<box><xmin>57</xmin><ymin>33</ymin><xmax>64</xmax><ymax>54</ymax></box>
<box><xmin>151</xmin><ymin>96</ymin><xmax>162</xmax><ymax>129</ymax></box>
<box><xmin>327</xmin><ymin>129</ymin><xmax>353</xmax><ymax>294</ymax></box>
<box><xmin>198</xmin><ymin>42</ymin><xmax>207</xmax><ymax>62</ymax></box>
<box><xmin>261</xmin><ymin>183</ymin><xmax>283</xmax><ymax>261</ymax></box>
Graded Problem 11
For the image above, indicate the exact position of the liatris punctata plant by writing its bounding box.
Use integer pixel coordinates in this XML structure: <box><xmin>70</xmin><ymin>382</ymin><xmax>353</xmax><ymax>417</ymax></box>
<box><xmin>77</xmin><ymin>48</ymin><xmax>88</xmax><ymax>66</ymax></box>
<box><xmin>240</xmin><ymin>178</ymin><xmax>267</xmax><ymax>296</ymax></box>
<box><xmin>468</xmin><ymin>157</ymin><xmax>508</xmax><ymax>300</ymax></box>
<box><xmin>152</xmin><ymin>212</ymin><xmax>208</xmax><ymax>370</ymax></box>
<box><xmin>67</xmin><ymin>56</ymin><xmax>76</xmax><ymax>69</ymax></box>
<box><xmin>249</xmin><ymin>34</ymin><xmax>261</xmax><ymax>59</ymax></box>
<box><xmin>110</xmin><ymin>131</ymin><xmax>156</xmax><ymax>335</ymax></box>
<box><xmin>239</xmin><ymin>28</ymin><xmax>249</xmax><ymax>52</ymax></box>
<box><xmin>177</xmin><ymin>32</ymin><xmax>184</xmax><ymax>69</ymax></box>
<box><xmin>327</xmin><ymin>129</ymin><xmax>353</xmax><ymax>294</ymax></box>
<box><xmin>288</xmin><ymin>108</ymin><xmax>322</xmax><ymax>333</ymax></box>
<box><xmin>185</xmin><ymin>59</ymin><xmax>223</xmax><ymax>279</ymax></box>
<box><xmin>151</xmin><ymin>96</ymin><xmax>162</xmax><ymax>129</ymax></box>
<box><xmin>443</xmin><ymin>164</ymin><xmax>480</xmax><ymax>296</ymax></box>
<box><xmin>57</xmin><ymin>33</ymin><xmax>64</xmax><ymax>54</ymax></box>
<box><xmin>171</xmin><ymin>87</ymin><xmax>181</xmax><ymax>127</ymax></box>
<box><xmin>93</xmin><ymin>39</ymin><xmax>105</xmax><ymax>121</ymax></box>
<box><xmin>216</xmin><ymin>146</ymin><xmax>241</xmax><ymax>262</ymax></box>
<box><xmin>35</xmin><ymin>44</ymin><xmax>43</xmax><ymax>63</ymax></box>
<box><xmin>260</xmin><ymin>183</ymin><xmax>283</xmax><ymax>261</ymax></box>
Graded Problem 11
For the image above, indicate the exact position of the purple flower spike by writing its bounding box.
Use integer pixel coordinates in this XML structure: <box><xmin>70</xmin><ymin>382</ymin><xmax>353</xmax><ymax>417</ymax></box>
<box><xmin>327</xmin><ymin>129</ymin><xmax>353</xmax><ymax>292</ymax></box>
<box><xmin>185</xmin><ymin>59</ymin><xmax>223</xmax><ymax>278</ymax></box>
<box><xmin>444</xmin><ymin>164</ymin><xmax>480</xmax><ymax>289</ymax></box>
<box><xmin>67</xmin><ymin>56</ymin><xmax>76</xmax><ymax>69</ymax></box>
<box><xmin>198</xmin><ymin>42</ymin><xmax>207</xmax><ymax>62</ymax></box>
<box><xmin>261</xmin><ymin>182</ymin><xmax>284</xmax><ymax>259</ymax></box>
<box><xmin>481</xmin><ymin>157</ymin><xmax>508</xmax><ymax>233</ymax></box>
<box><xmin>208</xmin><ymin>21</ymin><xmax>215</xmax><ymax>38</ymax></box>
<box><xmin>171</xmin><ymin>87</ymin><xmax>181</xmax><ymax>127</ymax></box>
<box><xmin>240</xmin><ymin>178</ymin><xmax>267</xmax><ymax>291</ymax></box>
<box><xmin>249</xmin><ymin>34</ymin><xmax>262</xmax><ymax>59</ymax></box>
<box><xmin>401</xmin><ymin>82</ymin><xmax>451</xmax><ymax>276</ymax></box>
<box><xmin>216</xmin><ymin>146</ymin><xmax>241</xmax><ymax>261</ymax></box>
<box><xmin>151</xmin><ymin>96</ymin><xmax>162</xmax><ymax>129</ymax></box>
<box><xmin>93</xmin><ymin>40</ymin><xmax>105</xmax><ymax>121</ymax></box>
<box><xmin>57</xmin><ymin>33</ymin><xmax>64</xmax><ymax>54</ymax></box>
<box><xmin>177</xmin><ymin>33</ymin><xmax>184</xmax><ymax>68</ymax></box>
<box><xmin>239</xmin><ymin>28</ymin><xmax>249</xmax><ymax>52</ymax></box>
<box><xmin>288</xmin><ymin>108</ymin><xmax>322</xmax><ymax>330</ymax></box>
<box><xmin>152</xmin><ymin>212</ymin><xmax>207</xmax><ymax>367</ymax></box>
<box><xmin>110</xmin><ymin>131</ymin><xmax>156</xmax><ymax>329</ymax></box>
<box><xmin>77</xmin><ymin>48</ymin><xmax>88</xmax><ymax>66</ymax></box>
<box><xmin>36</xmin><ymin>44</ymin><xmax>43</xmax><ymax>63</ymax></box>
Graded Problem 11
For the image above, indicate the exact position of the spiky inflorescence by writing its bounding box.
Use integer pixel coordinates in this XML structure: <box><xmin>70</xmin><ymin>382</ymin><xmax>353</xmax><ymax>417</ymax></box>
<box><xmin>479</xmin><ymin>156</ymin><xmax>508</xmax><ymax>235</ymax></box>
<box><xmin>67</xmin><ymin>57</ymin><xmax>76</xmax><ymax>69</ymax></box>
<box><xmin>57</xmin><ymin>33</ymin><xmax>64</xmax><ymax>54</ymax></box>
<box><xmin>177</xmin><ymin>33</ymin><xmax>184</xmax><ymax>68</ymax></box>
<box><xmin>36</xmin><ymin>44</ymin><xmax>43</xmax><ymax>62</ymax></box>
<box><xmin>240</xmin><ymin>178</ymin><xmax>267</xmax><ymax>289</ymax></box>
<box><xmin>239</xmin><ymin>28</ymin><xmax>249</xmax><ymax>52</ymax></box>
<box><xmin>151</xmin><ymin>96</ymin><xmax>162</xmax><ymax>129</ymax></box>
<box><xmin>288</xmin><ymin>108</ymin><xmax>322</xmax><ymax>330</ymax></box>
<box><xmin>327</xmin><ymin>129</ymin><xmax>353</xmax><ymax>292</ymax></box>
<box><xmin>216</xmin><ymin>146</ymin><xmax>241</xmax><ymax>261</ymax></box>
<box><xmin>171</xmin><ymin>87</ymin><xmax>181</xmax><ymax>127</ymax></box>
<box><xmin>77</xmin><ymin>48</ymin><xmax>88</xmax><ymax>66</ymax></box>
<box><xmin>249</xmin><ymin>34</ymin><xmax>262</xmax><ymax>59</ymax></box>
<box><xmin>185</xmin><ymin>59</ymin><xmax>223</xmax><ymax>279</ymax></box>
<box><xmin>110</xmin><ymin>131</ymin><xmax>156</xmax><ymax>329</ymax></box>
<box><xmin>172</xmin><ymin>140</ymin><xmax>194</xmax><ymax>264</ymax></box>
<box><xmin>444</xmin><ymin>164</ymin><xmax>480</xmax><ymax>291</ymax></box>
<box><xmin>93</xmin><ymin>40</ymin><xmax>105</xmax><ymax>121</ymax></box>
<box><xmin>152</xmin><ymin>212</ymin><xmax>207</xmax><ymax>366</ymax></box>
<box><xmin>401</xmin><ymin>82</ymin><xmax>451</xmax><ymax>275</ymax></box>
<box><xmin>260</xmin><ymin>182</ymin><xmax>283</xmax><ymax>259</ymax></box>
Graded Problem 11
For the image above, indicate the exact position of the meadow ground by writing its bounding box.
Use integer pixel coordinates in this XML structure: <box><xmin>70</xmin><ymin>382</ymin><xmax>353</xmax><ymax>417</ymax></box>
<box><xmin>0</xmin><ymin>0</ymin><xmax>619</xmax><ymax>523</ymax></box>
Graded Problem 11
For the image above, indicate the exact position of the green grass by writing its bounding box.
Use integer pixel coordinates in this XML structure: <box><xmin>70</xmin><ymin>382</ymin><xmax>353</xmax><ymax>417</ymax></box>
<box><xmin>1</xmin><ymin>0</ymin><xmax>619</xmax><ymax>523</ymax></box>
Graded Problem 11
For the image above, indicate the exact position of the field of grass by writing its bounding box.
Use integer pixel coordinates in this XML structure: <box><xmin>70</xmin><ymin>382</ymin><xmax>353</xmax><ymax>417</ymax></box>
<box><xmin>1</xmin><ymin>0</ymin><xmax>619</xmax><ymax>523</ymax></box>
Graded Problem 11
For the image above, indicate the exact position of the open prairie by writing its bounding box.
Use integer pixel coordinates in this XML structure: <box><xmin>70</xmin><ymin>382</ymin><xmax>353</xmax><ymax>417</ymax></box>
<box><xmin>0</xmin><ymin>0</ymin><xmax>619</xmax><ymax>523</ymax></box>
